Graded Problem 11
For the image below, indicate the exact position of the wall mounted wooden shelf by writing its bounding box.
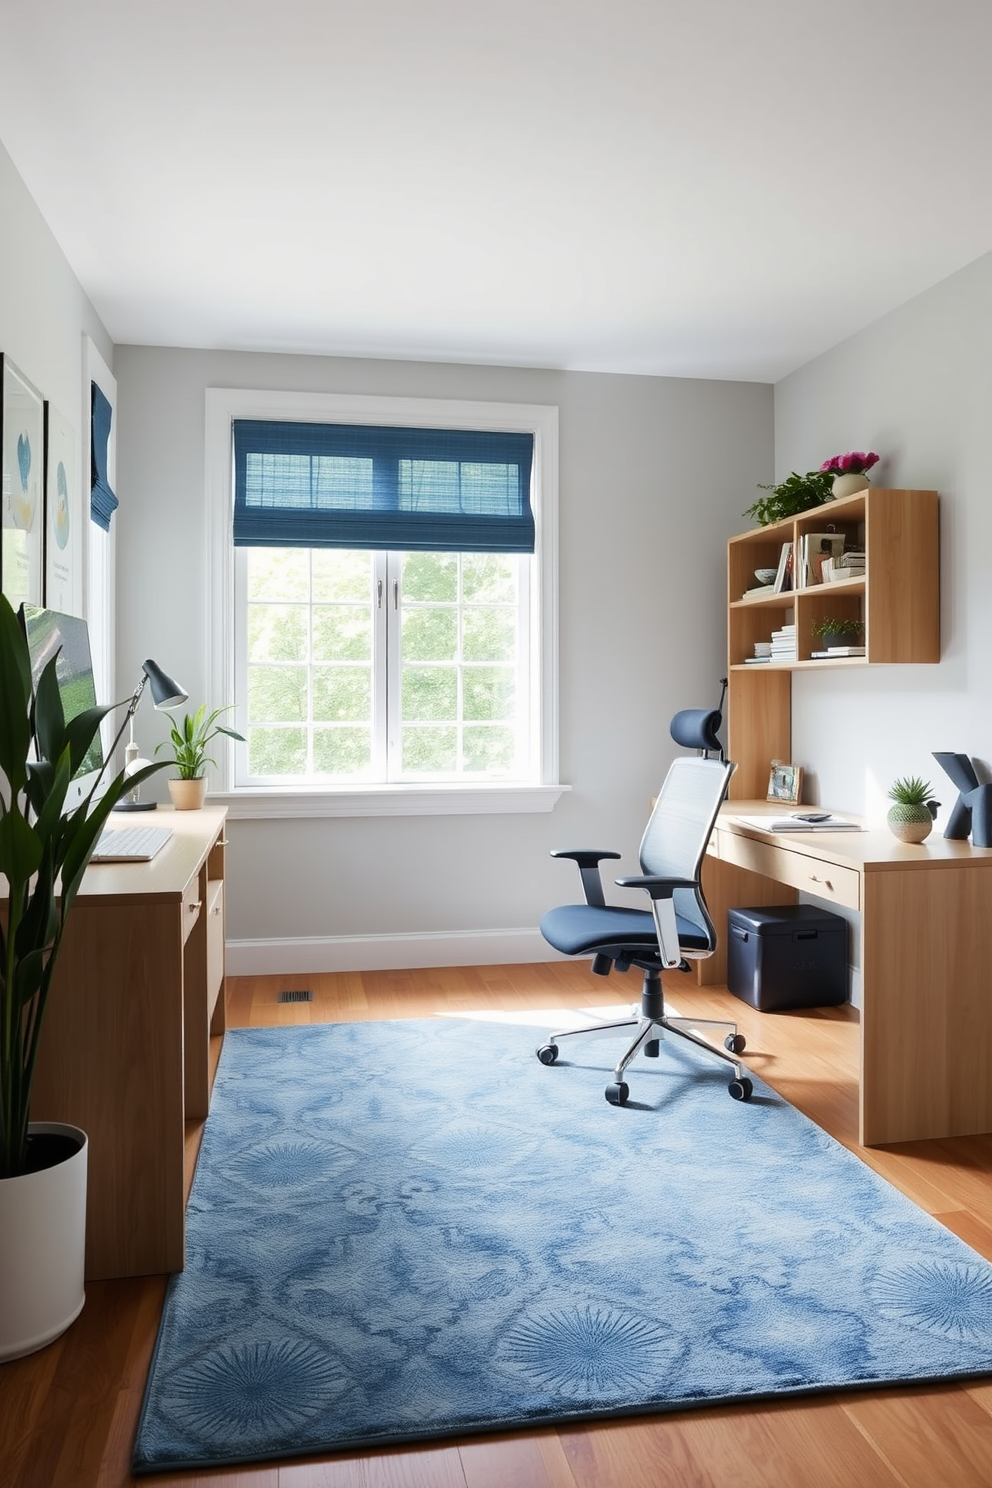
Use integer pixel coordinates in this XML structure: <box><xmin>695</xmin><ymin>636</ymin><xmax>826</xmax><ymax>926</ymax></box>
<box><xmin>726</xmin><ymin>488</ymin><xmax>939</xmax><ymax>798</ymax></box>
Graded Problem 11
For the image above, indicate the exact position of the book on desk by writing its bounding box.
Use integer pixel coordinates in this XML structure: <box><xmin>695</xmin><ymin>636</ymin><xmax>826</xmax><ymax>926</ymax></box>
<box><xmin>732</xmin><ymin>814</ymin><xmax>864</xmax><ymax>832</ymax></box>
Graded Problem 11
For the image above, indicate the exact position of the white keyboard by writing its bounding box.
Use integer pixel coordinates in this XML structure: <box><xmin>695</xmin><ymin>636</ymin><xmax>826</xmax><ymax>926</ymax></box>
<box><xmin>91</xmin><ymin>825</ymin><xmax>173</xmax><ymax>862</ymax></box>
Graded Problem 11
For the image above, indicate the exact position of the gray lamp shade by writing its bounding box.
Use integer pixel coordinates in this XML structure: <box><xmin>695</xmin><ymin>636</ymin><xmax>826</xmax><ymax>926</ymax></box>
<box><xmin>141</xmin><ymin>659</ymin><xmax>188</xmax><ymax>710</ymax></box>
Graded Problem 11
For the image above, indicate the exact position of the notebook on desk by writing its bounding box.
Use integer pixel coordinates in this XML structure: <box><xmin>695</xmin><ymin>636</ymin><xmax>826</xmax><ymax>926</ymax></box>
<box><xmin>732</xmin><ymin>814</ymin><xmax>864</xmax><ymax>832</ymax></box>
<box><xmin>90</xmin><ymin>825</ymin><xmax>173</xmax><ymax>862</ymax></box>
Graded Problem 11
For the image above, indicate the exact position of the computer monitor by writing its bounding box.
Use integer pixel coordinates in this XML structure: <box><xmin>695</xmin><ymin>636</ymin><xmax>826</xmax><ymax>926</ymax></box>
<box><xmin>19</xmin><ymin>604</ymin><xmax>105</xmax><ymax>808</ymax></box>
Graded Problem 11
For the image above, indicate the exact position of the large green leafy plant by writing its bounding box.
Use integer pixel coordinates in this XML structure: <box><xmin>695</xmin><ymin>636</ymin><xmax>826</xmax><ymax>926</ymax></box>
<box><xmin>0</xmin><ymin>594</ymin><xmax>163</xmax><ymax>1178</ymax></box>
<box><xmin>744</xmin><ymin>469</ymin><xmax>835</xmax><ymax>526</ymax></box>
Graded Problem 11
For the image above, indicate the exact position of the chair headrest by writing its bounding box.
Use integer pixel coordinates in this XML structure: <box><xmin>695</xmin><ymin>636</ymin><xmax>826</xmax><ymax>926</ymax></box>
<box><xmin>670</xmin><ymin>708</ymin><xmax>723</xmax><ymax>754</ymax></box>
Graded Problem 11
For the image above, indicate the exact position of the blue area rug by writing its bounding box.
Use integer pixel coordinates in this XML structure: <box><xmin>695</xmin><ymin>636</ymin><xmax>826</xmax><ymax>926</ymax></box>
<box><xmin>133</xmin><ymin>1016</ymin><xmax>992</xmax><ymax>1473</ymax></box>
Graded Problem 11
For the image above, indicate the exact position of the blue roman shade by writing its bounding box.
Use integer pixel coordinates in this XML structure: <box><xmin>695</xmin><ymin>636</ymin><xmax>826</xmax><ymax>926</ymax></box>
<box><xmin>232</xmin><ymin>420</ymin><xmax>535</xmax><ymax>553</ymax></box>
<box><xmin>90</xmin><ymin>383</ymin><xmax>119</xmax><ymax>531</ymax></box>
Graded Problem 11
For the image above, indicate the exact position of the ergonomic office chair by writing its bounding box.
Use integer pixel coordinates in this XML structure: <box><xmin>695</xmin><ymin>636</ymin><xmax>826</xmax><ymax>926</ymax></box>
<box><xmin>536</xmin><ymin>698</ymin><xmax>751</xmax><ymax>1106</ymax></box>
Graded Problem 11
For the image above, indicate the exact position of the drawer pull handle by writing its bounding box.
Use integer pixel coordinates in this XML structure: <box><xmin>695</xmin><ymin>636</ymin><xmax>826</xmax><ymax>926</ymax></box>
<box><xmin>189</xmin><ymin>900</ymin><xmax>202</xmax><ymax>913</ymax></box>
<box><xmin>809</xmin><ymin>875</ymin><xmax>832</xmax><ymax>889</ymax></box>
<box><xmin>212</xmin><ymin>904</ymin><xmax>222</xmax><ymax>916</ymax></box>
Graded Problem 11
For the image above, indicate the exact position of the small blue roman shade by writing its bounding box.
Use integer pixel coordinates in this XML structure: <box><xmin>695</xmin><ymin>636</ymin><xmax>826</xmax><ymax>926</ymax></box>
<box><xmin>232</xmin><ymin>420</ymin><xmax>535</xmax><ymax>553</ymax></box>
<box><xmin>90</xmin><ymin>383</ymin><xmax>119</xmax><ymax>531</ymax></box>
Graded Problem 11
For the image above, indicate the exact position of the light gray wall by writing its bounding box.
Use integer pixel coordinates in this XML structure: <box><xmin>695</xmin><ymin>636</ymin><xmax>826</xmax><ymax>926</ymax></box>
<box><xmin>0</xmin><ymin>139</ymin><xmax>113</xmax><ymax>510</ymax></box>
<box><xmin>114</xmin><ymin>347</ymin><xmax>772</xmax><ymax>965</ymax></box>
<box><xmin>775</xmin><ymin>250</ymin><xmax>992</xmax><ymax>822</ymax></box>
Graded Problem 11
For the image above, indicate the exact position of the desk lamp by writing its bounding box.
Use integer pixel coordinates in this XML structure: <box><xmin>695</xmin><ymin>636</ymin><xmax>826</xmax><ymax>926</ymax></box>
<box><xmin>114</xmin><ymin>659</ymin><xmax>188</xmax><ymax>812</ymax></box>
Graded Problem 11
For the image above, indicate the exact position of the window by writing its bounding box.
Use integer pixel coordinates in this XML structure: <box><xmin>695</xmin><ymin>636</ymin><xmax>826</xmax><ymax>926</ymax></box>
<box><xmin>236</xmin><ymin>547</ymin><xmax>531</xmax><ymax>784</ymax></box>
<box><xmin>206</xmin><ymin>390</ymin><xmax>561</xmax><ymax>816</ymax></box>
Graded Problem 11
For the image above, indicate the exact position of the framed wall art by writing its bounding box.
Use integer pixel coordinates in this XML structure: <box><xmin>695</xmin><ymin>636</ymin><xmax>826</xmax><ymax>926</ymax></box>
<box><xmin>44</xmin><ymin>404</ymin><xmax>80</xmax><ymax>613</ymax></box>
<box><xmin>1</xmin><ymin>354</ymin><xmax>45</xmax><ymax>607</ymax></box>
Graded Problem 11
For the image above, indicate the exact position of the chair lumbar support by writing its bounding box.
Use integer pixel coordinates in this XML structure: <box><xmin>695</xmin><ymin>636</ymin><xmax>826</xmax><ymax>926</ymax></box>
<box><xmin>535</xmin><ymin>703</ymin><xmax>752</xmax><ymax>1107</ymax></box>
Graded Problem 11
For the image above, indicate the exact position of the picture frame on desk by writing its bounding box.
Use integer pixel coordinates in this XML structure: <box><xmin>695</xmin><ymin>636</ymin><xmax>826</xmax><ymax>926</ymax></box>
<box><xmin>767</xmin><ymin>759</ymin><xmax>803</xmax><ymax>804</ymax></box>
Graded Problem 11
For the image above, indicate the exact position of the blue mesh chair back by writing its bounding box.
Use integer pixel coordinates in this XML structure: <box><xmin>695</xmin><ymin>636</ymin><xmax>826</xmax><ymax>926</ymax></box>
<box><xmin>638</xmin><ymin>756</ymin><xmax>731</xmax><ymax>947</ymax></box>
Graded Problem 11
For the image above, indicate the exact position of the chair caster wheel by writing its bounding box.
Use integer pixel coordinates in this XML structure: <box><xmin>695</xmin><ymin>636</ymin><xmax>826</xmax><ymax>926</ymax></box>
<box><xmin>728</xmin><ymin>1077</ymin><xmax>753</xmax><ymax>1102</ymax></box>
<box><xmin>645</xmin><ymin>1038</ymin><xmax>660</xmax><ymax>1058</ymax></box>
<box><xmin>536</xmin><ymin>1043</ymin><xmax>559</xmax><ymax>1066</ymax></box>
<box><xmin>725</xmin><ymin>1033</ymin><xmax>746</xmax><ymax>1054</ymax></box>
<box><xmin>605</xmin><ymin>1082</ymin><xmax>629</xmax><ymax>1106</ymax></box>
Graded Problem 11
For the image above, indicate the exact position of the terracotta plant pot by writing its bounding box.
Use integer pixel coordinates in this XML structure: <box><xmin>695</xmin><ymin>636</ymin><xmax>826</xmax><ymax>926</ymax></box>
<box><xmin>0</xmin><ymin>1123</ymin><xmax>87</xmax><ymax>1361</ymax></box>
<box><xmin>168</xmin><ymin>777</ymin><xmax>208</xmax><ymax>811</ymax></box>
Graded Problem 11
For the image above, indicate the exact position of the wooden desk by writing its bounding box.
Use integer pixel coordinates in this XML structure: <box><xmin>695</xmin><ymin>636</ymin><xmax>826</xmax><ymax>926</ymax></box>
<box><xmin>28</xmin><ymin>807</ymin><xmax>228</xmax><ymax>1280</ymax></box>
<box><xmin>701</xmin><ymin>801</ymin><xmax>992</xmax><ymax>1147</ymax></box>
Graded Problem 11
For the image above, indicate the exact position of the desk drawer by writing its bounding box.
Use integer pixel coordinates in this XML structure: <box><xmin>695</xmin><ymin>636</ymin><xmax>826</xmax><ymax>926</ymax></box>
<box><xmin>718</xmin><ymin>832</ymin><xmax>861</xmax><ymax>911</ymax></box>
<box><xmin>181</xmin><ymin>876</ymin><xmax>203</xmax><ymax>943</ymax></box>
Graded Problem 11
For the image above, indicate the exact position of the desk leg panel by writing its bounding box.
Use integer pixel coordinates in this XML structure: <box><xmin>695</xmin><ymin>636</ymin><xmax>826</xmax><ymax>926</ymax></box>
<box><xmin>30</xmin><ymin>901</ymin><xmax>186</xmax><ymax>1279</ymax></box>
<box><xmin>699</xmin><ymin>855</ymin><xmax>798</xmax><ymax>986</ymax></box>
<box><xmin>861</xmin><ymin>865</ymin><xmax>992</xmax><ymax>1145</ymax></box>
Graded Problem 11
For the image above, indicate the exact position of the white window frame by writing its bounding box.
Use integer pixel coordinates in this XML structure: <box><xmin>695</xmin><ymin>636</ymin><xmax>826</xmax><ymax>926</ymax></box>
<box><xmin>233</xmin><ymin>546</ymin><xmax>534</xmax><ymax>788</ymax></box>
<box><xmin>205</xmin><ymin>387</ymin><xmax>565</xmax><ymax>819</ymax></box>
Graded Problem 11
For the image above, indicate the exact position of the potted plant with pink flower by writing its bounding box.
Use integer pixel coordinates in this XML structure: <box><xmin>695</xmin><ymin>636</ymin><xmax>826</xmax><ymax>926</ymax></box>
<box><xmin>820</xmin><ymin>451</ymin><xmax>880</xmax><ymax>499</ymax></box>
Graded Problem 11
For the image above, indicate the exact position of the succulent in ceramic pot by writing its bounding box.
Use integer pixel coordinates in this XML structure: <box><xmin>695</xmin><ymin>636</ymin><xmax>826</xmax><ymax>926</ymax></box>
<box><xmin>886</xmin><ymin>776</ymin><xmax>939</xmax><ymax>843</ymax></box>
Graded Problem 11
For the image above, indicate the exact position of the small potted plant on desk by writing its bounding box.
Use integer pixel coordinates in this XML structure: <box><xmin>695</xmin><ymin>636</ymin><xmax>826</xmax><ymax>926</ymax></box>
<box><xmin>887</xmin><ymin>776</ymin><xmax>940</xmax><ymax>844</ymax></box>
<box><xmin>0</xmin><ymin>594</ymin><xmax>165</xmax><ymax>1360</ymax></box>
<box><xmin>158</xmin><ymin>704</ymin><xmax>245</xmax><ymax>810</ymax></box>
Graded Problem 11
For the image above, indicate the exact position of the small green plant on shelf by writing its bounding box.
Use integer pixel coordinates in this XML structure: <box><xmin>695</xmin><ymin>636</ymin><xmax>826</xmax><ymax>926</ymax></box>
<box><xmin>157</xmin><ymin>704</ymin><xmax>245</xmax><ymax>780</ymax></box>
<box><xmin>810</xmin><ymin>617</ymin><xmax>865</xmax><ymax>641</ymax></box>
<box><xmin>744</xmin><ymin>469</ymin><xmax>835</xmax><ymax>527</ymax></box>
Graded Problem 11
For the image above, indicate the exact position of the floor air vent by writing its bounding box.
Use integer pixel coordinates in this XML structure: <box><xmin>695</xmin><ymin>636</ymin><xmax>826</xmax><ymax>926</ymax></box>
<box><xmin>277</xmin><ymin>989</ymin><xmax>313</xmax><ymax>1003</ymax></box>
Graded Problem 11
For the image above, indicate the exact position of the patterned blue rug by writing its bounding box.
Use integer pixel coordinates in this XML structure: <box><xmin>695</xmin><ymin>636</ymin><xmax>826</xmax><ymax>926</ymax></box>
<box><xmin>133</xmin><ymin>1016</ymin><xmax>992</xmax><ymax>1474</ymax></box>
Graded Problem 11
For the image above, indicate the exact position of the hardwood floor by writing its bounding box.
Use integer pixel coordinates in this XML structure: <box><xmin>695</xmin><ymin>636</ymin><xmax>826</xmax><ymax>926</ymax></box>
<box><xmin>6</xmin><ymin>960</ymin><xmax>992</xmax><ymax>1488</ymax></box>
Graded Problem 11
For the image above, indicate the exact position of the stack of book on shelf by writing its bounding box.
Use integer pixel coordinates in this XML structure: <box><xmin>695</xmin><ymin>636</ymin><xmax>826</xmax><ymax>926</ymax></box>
<box><xmin>811</xmin><ymin>644</ymin><xmax>867</xmax><ymax>658</ymax></box>
<box><xmin>769</xmin><ymin>623</ymin><xmax>797</xmax><ymax>662</ymax></box>
<box><xmin>745</xmin><ymin>641</ymin><xmax>773</xmax><ymax>664</ymax></box>
<box><xmin>822</xmin><ymin>549</ymin><xmax>866</xmax><ymax>582</ymax></box>
<box><xmin>797</xmin><ymin>532</ymin><xmax>847</xmax><ymax>587</ymax></box>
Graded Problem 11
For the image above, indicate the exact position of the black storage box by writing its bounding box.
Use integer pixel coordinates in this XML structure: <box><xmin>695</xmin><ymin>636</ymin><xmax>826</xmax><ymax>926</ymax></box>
<box><xmin>727</xmin><ymin>904</ymin><xmax>848</xmax><ymax>1012</ymax></box>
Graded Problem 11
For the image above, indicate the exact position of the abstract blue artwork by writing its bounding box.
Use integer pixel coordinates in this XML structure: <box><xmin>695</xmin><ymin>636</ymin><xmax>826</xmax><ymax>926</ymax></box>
<box><xmin>133</xmin><ymin>1018</ymin><xmax>992</xmax><ymax>1474</ymax></box>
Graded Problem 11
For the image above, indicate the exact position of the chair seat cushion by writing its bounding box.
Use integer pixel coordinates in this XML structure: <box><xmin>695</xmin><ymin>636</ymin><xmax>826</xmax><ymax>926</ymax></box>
<box><xmin>540</xmin><ymin>903</ymin><xmax>709</xmax><ymax>957</ymax></box>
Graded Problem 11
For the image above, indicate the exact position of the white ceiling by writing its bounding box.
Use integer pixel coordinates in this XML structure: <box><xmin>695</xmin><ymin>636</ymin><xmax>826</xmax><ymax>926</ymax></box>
<box><xmin>2</xmin><ymin>1</ymin><xmax>992</xmax><ymax>382</ymax></box>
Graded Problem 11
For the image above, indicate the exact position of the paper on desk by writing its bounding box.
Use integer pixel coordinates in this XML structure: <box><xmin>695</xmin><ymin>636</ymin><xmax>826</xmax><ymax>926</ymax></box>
<box><xmin>732</xmin><ymin>815</ymin><xmax>864</xmax><ymax>832</ymax></box>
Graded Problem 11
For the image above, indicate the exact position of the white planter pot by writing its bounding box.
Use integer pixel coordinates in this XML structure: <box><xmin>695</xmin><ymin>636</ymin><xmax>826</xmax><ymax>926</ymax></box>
<box><xmin>0</xmin><ymin>1123</ymin><xmax>87</xmax><ymax>1362</ymax></box>
<box><xmin>169</xmin><ymin>777</ymin><xmax>208</xmax><ymax>810</ymax></box>
<box><xmin>831</xmin><ymin>471</ymin><xmax>870</xmax><ymax>499</ymax></box>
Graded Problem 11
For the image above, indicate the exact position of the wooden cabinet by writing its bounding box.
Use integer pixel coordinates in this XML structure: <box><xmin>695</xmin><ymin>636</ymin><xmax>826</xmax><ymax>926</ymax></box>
<box><xmin>706</xmin><ymin>806</ymin><xmax>992</xmax><ymax>1145</ymax></box>
<box><xmin>726</xmin><ymin>488</ymin><xmax>939</xmax><ymax>797</ymax></box>
<box><xmin>27</xmin><ymin>807</ymin><xmax>228</xmax><ymax>1280</ymax></box>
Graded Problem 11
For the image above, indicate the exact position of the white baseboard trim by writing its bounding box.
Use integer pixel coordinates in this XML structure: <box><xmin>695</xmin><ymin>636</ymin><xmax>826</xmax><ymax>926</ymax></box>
<box><xmin>226</xmin><ymin>928</ymin><xmax>562</xmax><ymax>976</ymax></box>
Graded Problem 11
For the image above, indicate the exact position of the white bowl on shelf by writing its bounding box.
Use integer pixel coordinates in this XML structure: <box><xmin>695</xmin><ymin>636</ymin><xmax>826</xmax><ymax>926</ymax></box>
<box><xmin>754</xmin><ymin>568</ymin><xmax>777</xmax><ymax>586</ymax></box>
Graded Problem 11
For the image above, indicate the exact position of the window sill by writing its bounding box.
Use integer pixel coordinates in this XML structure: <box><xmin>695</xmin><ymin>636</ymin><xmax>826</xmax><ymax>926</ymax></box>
<box><xmin>211</xmin><ymin>783</ymin><xmax>571</xmax><ymax>819</ymax></box>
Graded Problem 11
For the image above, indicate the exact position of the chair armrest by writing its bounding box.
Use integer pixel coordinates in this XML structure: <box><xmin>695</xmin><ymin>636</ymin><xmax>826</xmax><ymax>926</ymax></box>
<box><xmin>615</xmin><ymin>874</ymin><xmax>696</xmax><ymax>901</ymax></box>
<box><xmin>615</xmin><ymin>874</ymin><xmax>696</xmax><ymax>969</ymax></box>
<box><xmin>550</xmin><ymin>849</ymin><xmax>621</xmax><ymax>907</ymax></box>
